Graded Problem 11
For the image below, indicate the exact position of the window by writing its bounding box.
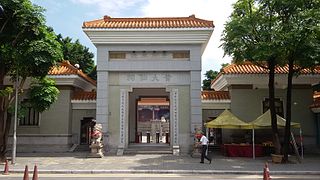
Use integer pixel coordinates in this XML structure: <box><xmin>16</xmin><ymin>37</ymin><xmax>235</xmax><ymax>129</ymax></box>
<box><xmin>19</xmin><ymin>100</ymin><xmax>40</xmax><ymax>126</ymax></box>
<box><xmin>109</xmin><ymin>52</ymin><xmax>126</xmax><ymax>59</ymax></box>
<box><xmin>262</xmin><ymin>98</ymin><xmax>284</xmax><ymax>117</ymax></box>
<box><xmin>172</xmin><ymin>51</ymin><xmax>190</xmax><ymax>59</ymax></box>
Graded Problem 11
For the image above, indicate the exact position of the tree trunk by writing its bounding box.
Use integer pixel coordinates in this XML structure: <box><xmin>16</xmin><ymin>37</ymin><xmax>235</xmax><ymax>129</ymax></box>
<box><xmin>0</xmin><ymin>109</ymin><xmax>7</xmax><ymax>162</ymax></box>
<box><xmin>0</xmin><ymin>66</ymin><xmax>10</xmax><ymax>162</ymax></box>
<box><xmin>268</xmin><ymin>58</ymin><xmax>281</xmax><ymax>155</ymax></box>
<box><xmin>283</xmin><ymin>58</ymin><xmax>294</xmax><ymax>162</ymax></box>
<box><xmin>0</xmin><ymin>111</ymin><xmax>11</xmax><ymax>162</ymax></box>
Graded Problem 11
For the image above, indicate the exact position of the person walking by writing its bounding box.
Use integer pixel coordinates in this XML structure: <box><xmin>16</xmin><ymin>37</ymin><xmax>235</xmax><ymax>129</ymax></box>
<box><xmin>199</xmin><ymin>132</ymin><xmax>212</xmax><ymax>164</ymax></box>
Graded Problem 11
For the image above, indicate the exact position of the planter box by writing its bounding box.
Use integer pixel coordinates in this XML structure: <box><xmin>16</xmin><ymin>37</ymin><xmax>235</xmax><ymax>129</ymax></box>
<box><xmin>271</xmin><ymin>154</ymin><xmax>283</xmax><ymax>163</ymax></box>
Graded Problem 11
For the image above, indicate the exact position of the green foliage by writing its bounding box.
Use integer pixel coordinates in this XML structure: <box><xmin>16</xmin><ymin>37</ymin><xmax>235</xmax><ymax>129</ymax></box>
<box><xmin>28</xmin><ymin>77</ymin><xmax>59</xmax><ymax>112</ymax></box>
<box><xmin>202</xmin><ymin>70</ymin><xmax>219</xmax><ymax>90</ymax></box>
<box><xmin>7</xmin><ymin>102</ymin><xmax>28</xmax><ymax>120</ymax></box>
<box><xmin>202</xmin><ymin>64</ymin><xmax>229</xmax><ymax>90</ymax></box>
<box><xmin>273</xmin><ymin>0</ymin><xmax>320</xmax><ymax>69</ymax></box>
<box><xmin>221</xmin><ymin>0</ymin><xmax>281</xmax><ymax>63</ymax></box>
<box><xmin>0</xmin><ymin>0</ymin><xmax>63</xmax><ymax>160</ymax></box>
<box><xmin>0</xmin><ymin>0</ymin><xmax>63</xmax><ymax>78</ymax></box>
<box><xmin>0</xmin><ymin>87</ymin><xmax>13</xmax><ymax>97</ymax></box>
<box><xmin>56</xmin><ymin>34</ymin><xmax>95</xmax><ymax>75</ymax></box>
<box><xmin>221</xmin><ymin>63</ymin><xmax>230</xmax><ymax>69</ymax></box>
<box><xmin>88</xmin><ymin>65</ymin><xmax>97</xmax><ymax>80</ymax></box>
<box><xmin>221</xmin><ymin>0</ymin><xmax>320</xmax><ymax>67</ymax></box>
<box><xmin>0</xmin><ymin>0</ymin><xmax>62</xmax><ymax>101</ymax></box>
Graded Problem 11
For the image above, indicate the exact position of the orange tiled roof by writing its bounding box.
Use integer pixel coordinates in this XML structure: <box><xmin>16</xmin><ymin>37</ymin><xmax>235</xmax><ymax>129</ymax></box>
<box><xmin>48</xmin><ymin>61</ymin><xmax>96</xmax><ymax>86</ymax></box>
<box><xmin>314</xmin><ymin>91</ymin><xmax>320</xmax><ymax>99</ymax></box>
<box><xmin>83</xmin><ymin>15</ymin><xmax>214</xmax><ymax>29</ymax></box>
<box><xmin>221</xmin><ymin>61</ymin><xmax>320</xmax><ymax>74</ymax></box>
<box><xmin>138</xmin><ymin>98</ymin><xmax>169</xmax><ymax>106</ymax></box>
<box><xmin>71</xmin><ymin>91</ymin><xmax>228</xmax><ymax>101</ymax></box>
<box><xmin>310</xmin><ymin>92</ymin><xmax>320</xmax><ymax>108</ymax></box>
<box><xmin>72</xmin><ymin>91</ymin><xmax>96</xmax><ymax>101</ymax></box>
<box><xmin>201</xmin><ymin>91</ymin><xmax>230</xmax><ymax>101</ymax></box>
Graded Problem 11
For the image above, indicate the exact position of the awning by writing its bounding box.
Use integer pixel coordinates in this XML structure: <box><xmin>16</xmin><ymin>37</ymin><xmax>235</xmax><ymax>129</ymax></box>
<box><xmin>205</xmin><ymin>109</ymin><xmax>252</xmax><ymax>129</ymax></box>
<box><xmin>250</xmin><ymin>110</ymin><xmax>300</xmax><ymax>129</ymax></box>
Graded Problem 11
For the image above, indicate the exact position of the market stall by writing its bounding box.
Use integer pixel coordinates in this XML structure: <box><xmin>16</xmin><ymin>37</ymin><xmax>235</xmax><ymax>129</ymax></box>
<box><xmin>205</xmin><ymin>109</ymin><xmax>302</xmax><ymax>159</ymax></box>
<box><xmin>205</xmin><ymin>110</ymin><xmax>258</xmax><ymax>157</ymax></box>
<box><xmin>250</xmin><ymin>110</ymin><xmax>302</xmax><ymax>159</ymax></box>
<box><xmin>205</xmin><ymin>109</ymin><xmax>252</xmax><ymax>129</ymax></box>
<box><xmin>222</xmin><ymin>143</ymin><xmax>264</xmax><ymax>157</ymax></box>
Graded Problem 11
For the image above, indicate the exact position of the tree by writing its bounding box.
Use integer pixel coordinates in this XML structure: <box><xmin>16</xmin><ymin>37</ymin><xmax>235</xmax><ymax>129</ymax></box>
<box><xmin>202</xmin><ymin>70</ymin><xmax>219</xmax><ymax>90</ymax></box>
<box><xmin>221</xmin><ymin>0</ymin><xmax>282</xmax><ymax>155</ymax></box>
<box><xmin>221</xmin><ymin>63</ymin><xmax>230</xmax><ymax>69</ymax></box>
<box><xmin>28</xmin><ymin>77</ymin><xmax>60</xmax><ymax>112</ymax></box>
<box><xmin>221</xmin><ymin>0</ymin><xmax>320</xmax><ymax>162</ymax></box>
<box><xmin>56</xmin><ymin>35</ymin><xmax>95</xmax><ymax>77</ymax></box>
<box><xmin>202</xmin><ymin>64</ymin><xmax>229</xmax><ymax>90</ymax></box>
<box><xmin>88</xmin><ymin>65</ymin><xmax>97</xmax><ymax>80</ymax></box>
<box><xmin>0</xmin><ymin>0</ymin><xmax>62</xmax><ymax>161</ymax></box>
<box><xmin>271</xmin><ymin>0</ymin><xmax>320</xmax><ymax>162</ymax></box>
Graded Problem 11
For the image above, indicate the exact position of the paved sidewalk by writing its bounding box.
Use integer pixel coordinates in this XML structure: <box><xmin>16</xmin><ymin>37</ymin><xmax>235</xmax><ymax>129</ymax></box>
<box><xmin>1</xmin><ymin>152</ymin><xmax>320</xmax><ymax>175</ymax></box>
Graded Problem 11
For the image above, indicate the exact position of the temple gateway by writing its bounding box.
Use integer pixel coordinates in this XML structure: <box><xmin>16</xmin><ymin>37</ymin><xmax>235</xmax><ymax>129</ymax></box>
<box><xmin>82</xmin><ymin>15</ymin><xmax>214</xmax><ymax>155</ymax></box>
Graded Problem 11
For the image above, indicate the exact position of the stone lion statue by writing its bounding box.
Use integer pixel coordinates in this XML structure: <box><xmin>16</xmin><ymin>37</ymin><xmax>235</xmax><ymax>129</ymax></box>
<box><xmin>91</xmin><ymin>123</ymin><xmax>103</xmax><ymax>144</ymax></box>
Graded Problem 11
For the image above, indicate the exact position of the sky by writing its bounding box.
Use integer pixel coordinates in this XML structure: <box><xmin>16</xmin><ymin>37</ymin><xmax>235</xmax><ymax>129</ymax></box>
<box><xmin>31</xmin><ymin>0</ymin><xmax>237</xmax><ymax>79</ymax></box>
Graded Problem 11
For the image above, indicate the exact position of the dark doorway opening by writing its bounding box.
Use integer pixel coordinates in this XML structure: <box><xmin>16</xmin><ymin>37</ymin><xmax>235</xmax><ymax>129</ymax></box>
<box><xmin>80</xmin><ymin>117</ymin><xmax>95</xmax><ymax>145</ymax></box>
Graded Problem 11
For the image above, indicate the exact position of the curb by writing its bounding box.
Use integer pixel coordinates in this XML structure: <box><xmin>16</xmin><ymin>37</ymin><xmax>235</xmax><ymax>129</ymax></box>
<box><xmin>5</xmin><ymin>169</ymin><xmax>320</xmax><ymax>175</ymax></box>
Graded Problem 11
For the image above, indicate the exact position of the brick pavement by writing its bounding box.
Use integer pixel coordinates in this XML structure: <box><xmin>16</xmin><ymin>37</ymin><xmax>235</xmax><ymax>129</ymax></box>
<box><xmin>1</xmin><ymin>152</ymin><xmax>320</xmax><ymax>175</ymax></box>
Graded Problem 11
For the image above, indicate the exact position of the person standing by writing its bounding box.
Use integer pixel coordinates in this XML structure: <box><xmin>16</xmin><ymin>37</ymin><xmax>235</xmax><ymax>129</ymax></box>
<box><xmin>200</xmin><ymin>133</ymin><xmax>212</xmax><ymax>164</ymax></box>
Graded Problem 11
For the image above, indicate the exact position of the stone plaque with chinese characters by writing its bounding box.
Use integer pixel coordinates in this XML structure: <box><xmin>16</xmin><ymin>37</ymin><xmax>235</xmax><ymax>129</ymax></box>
<box><xmin>119</xmin><ymin>72</ymin><xmax>190</xmax><ymax>85</ymax></box>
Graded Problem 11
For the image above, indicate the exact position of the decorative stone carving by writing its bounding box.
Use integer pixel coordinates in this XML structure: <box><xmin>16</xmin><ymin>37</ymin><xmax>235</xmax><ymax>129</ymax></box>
<box><xmin>89</xmin><ymin>122</ymin><xmax>104</xmax><ymax>158</ymax></box>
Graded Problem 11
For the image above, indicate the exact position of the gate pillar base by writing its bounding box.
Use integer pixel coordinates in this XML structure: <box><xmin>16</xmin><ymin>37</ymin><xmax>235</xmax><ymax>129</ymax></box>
<box><xmin>117</xmin><ymin>145</ymin><xmax>124</xmax><ymax>156</ymax></box>
<box><xmin>173</xmin><ymin>145</ymin><xmax>180</xmax><ymax>156</ymax></box>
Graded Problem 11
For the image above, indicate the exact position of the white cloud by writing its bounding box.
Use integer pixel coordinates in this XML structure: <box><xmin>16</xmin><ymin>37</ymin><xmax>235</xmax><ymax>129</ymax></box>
<box><xmin>71</xmin><ymin>0</ymin><xmax>237</xmax><ymax>77</ymax></box>
<box><xmin>71</xmin><ymin>0</ymin><xmax>144</xmax><ymax>16</ymax></box>
<box><xmin>142</xmin><ymin>0</ymin><xmax>237</xmax><ymax>75</ymax></box>
<box><xmin>32</xmin><ymin>0</ymin><xmax>65</xmax><ymax>15</ymax></box>
<box><xmin>71</xmin><ymin>0</ymin><xmax>102</xmax><ymax>4</ymax></box>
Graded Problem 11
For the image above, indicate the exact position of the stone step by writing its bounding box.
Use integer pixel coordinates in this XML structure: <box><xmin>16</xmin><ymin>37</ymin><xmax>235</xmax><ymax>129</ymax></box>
<box><xmin>124</xmin><ymin>150</ymin><xmax>172</xmax><ymax>154</ymax></box>
<box><xmin>68</xmin><ymin>144</ymin><xmax>78</xmax><ymax>152</ymax></box>
<box><xmin>124</xmin><ymin>144</ymin><xmax>172</xmax><ymax>154</ymax></box>
<box><xmin>74</xmin><ymin>144</ymin><xmax>90</xmax><ymax>152</ymax></box>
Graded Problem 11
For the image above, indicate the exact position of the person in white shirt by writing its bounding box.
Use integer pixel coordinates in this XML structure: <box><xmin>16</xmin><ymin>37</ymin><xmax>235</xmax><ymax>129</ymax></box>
<box><xmin>199</xmin><ymin>132</ymin><xmax>212</xmax><ymax>164</ymax></box>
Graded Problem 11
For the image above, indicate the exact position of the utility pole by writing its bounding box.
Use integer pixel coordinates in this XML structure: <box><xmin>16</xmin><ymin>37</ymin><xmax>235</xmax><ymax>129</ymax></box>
<box><xmin>12</xmin><ymin>72</ymin><xmax>18</xmax><ymax>164</ymax></box>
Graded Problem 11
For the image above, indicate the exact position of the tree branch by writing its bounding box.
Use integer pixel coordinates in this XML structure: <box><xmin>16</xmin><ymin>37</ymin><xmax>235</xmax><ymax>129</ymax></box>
<box><xmin>0</xmin><ymin>17</ymin><xmax>9</xmax><ymax>34</ymax></box>
<box><xmin>7</xmin><ymin>77</ymin><xmax>26</xmax><ymax>107</ymax></box>
<box><xmin>11</xmin><ymin>31</ymin><xmax>24</xmax><ymax>47</ymax></box>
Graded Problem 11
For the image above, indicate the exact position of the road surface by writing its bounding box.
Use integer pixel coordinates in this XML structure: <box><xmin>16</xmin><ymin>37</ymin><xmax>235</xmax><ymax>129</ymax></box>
<box><xmin>0</xmin><ymin>173</ymin><xmax>320</xmax><ymax>180</ymax></box>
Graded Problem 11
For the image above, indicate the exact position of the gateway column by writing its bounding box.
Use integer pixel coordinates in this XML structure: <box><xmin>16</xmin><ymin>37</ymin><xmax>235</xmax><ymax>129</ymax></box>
<box><xmin>190</xmin><ymin>70</ymin><xmax>202</xmax><ymax>132</ymax></box>
<box><xmin>96</xmin><ymin>46</ymin><xmax>109</xmax><ymax>148</ymax></box>
<box><xmin>117</xmin><ymin>89</ymin><xmax>130</xmax><ymax>155</ymax></box>
<box><xmin>170</xmin><ymin>88</ymin><xmax>180</xmax><ymax>155</ymax></box>
<box><xmin>190</xmin><ymin>47</ymin><xmax>202</xmax><ymax>134</ymax></box>
<box><xmin>96</xmin><ymin>71</ymin><xmax>109</xmax><ymax>147</ymax></box>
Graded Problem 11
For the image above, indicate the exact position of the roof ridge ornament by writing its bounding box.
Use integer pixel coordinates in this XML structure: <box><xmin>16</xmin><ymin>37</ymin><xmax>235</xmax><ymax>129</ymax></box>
<box><xmin>104</xmin><ymin>15</ymin><xmax>111</xmax><ymax>21</ymax></box>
